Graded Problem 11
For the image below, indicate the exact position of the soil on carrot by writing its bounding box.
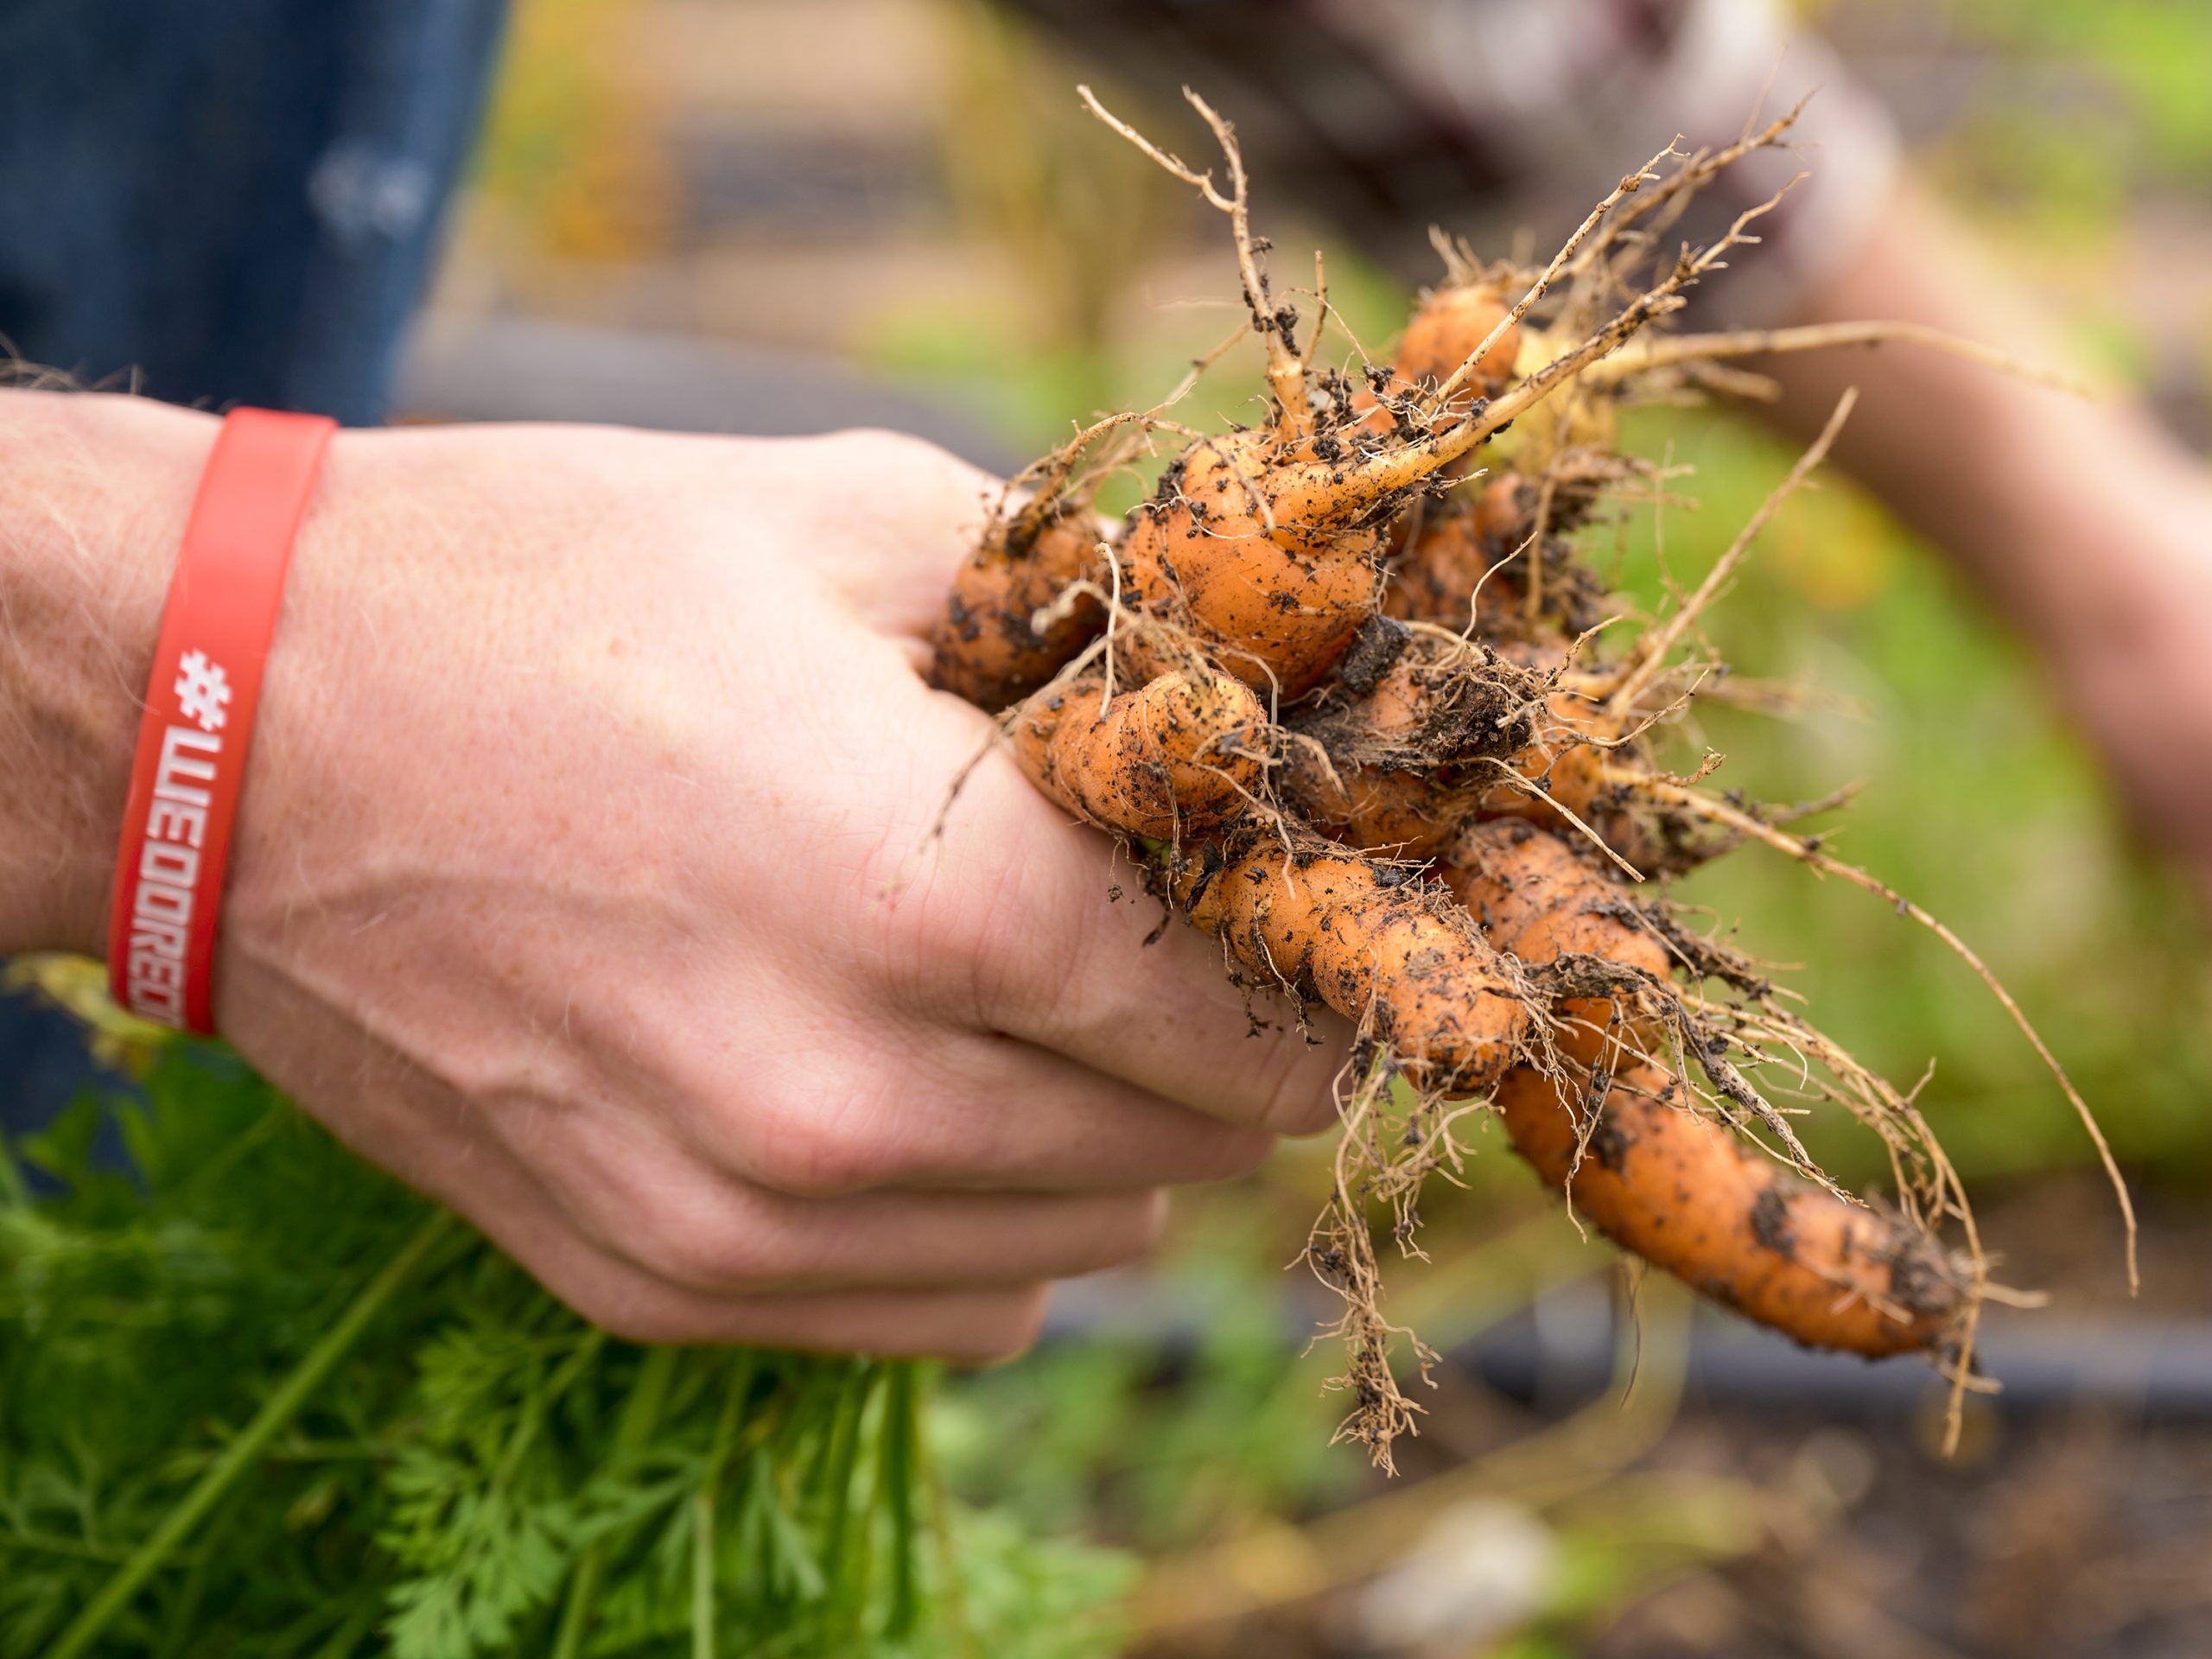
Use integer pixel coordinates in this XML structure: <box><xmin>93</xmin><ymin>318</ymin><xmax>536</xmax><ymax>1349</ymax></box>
<box><xmin>918</xmin><ymin>84</ymin><xmax>2126</xmax><ymax>1469</ymax></box>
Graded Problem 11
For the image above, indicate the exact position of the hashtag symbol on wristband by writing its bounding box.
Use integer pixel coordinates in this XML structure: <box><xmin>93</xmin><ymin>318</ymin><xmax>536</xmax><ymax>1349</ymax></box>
<box><xmin>175</xmin><ymin>650</ymin><xmax>232</xmax><ymax>734</ymax></box>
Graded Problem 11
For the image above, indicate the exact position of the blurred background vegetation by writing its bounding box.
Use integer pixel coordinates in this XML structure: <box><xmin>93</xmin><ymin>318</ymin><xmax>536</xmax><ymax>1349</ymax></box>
<box><xmin>409</xmin><ymin>0</ymin><xmax>2212</xmax><ymax>1651</ymax></box>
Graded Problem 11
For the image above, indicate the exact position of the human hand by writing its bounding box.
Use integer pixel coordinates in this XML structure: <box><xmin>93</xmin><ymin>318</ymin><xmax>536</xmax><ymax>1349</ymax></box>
<box><xmin>1753</xmin><ymin>181</ymin><xmax>2212</xmax><ymax>909</ymax></box>
<box><xmin>13</xmin><ymin>394</ymin><xmax>1351</xmax><ymax>1360</ymax></box>
<box><xmin>2026</xmin><ymin>445</ymin><xmax>2212</xmax><ymax>910</ymax></box>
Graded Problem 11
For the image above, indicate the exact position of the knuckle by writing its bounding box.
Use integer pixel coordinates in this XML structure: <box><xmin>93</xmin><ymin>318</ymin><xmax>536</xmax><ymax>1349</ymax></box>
<box><xmin>1205</xmin><ymin>1126</ymin><xmax>1277</xmax><ymax>1181</ymax></box>
<box><xmin>836</xmin><ymin>424</ymin><xmax>938</xmax><ymax>464</ymax></box>
<box><xmin>1249</xmin><ymin>1036</ymin><xmax>1342</xmax><ymax>1137</ymax></box>
<box><xmin>430</xmin><ymin>1041</ymin><xmax>588</xmax><ymax>1129</ymax></box>
<box><xmin>836</xmin><ymin>426</ymin><xmax>989</xmax><ymax>493</ymax></box>
<box><xmin>896</xmin><ymin>820</ymin><xmax>1093</xmax><ymax>1035</ymax></box>
<box><xmin>1128</xmin><ymin>1189</ymin><xmax>1172</xmax><ymax>1253</ymax></box>
<box><xmin>960</xmin><ymin>1287</ymin><xmax>1054</xmax><ymax>1365</ymax></box>
<box><xmin>970</xmin><ymin>893</ymin><xmax>1090</xmax><ymax>1038</ymax></box>
<box><xmin>742</xmin><ymin>1084</ymin><xmax>902</xmax><ymax>1199</ymax></box>
<box><xmin>556</xmin><ymin>1273</ymin><xmax>697</xmax><ymax>1346</ymax></box>
<box><xmin>629</xmin><ymin>1198</ymin><xmax>772</xmax><ymax>1294</ymax></box>
<box><xmin>1047</xmin><ymin>1192</ymin><xmax>1168</xmax><ymax>1279</ymax></box>
<box><xmin>935</xmin><ymin>861</ymin><xmax>1019</xmax><ymax>1020</ymax></box>
<box><xmin>583</xmin><ymin>1297</ymin><xmax>689</xmax><ymax>1346</ymax></box>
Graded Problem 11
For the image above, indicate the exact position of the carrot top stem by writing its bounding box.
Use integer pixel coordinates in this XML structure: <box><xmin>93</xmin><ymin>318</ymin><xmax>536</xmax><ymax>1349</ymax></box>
<box><xmin>1561</xmin><ymin>97</ymin><xmax>1809</xmax><ymax>297</ymax></box>
<box><xmin>1079</xmin><ymin>84</ymin><xmax>1309</xmax><ymax>440</ymax></box>
<box><xmin>1420</xmin><ymin>137</ymin><xmax>1679</xmax><ymax>419</ymax></box>
<box><xmin>1586</xmin><ymin>320</ymin><xmax>2088</xmax><ymax>398</ymax></box>
<box><xmin>1296</xmin><ymin>183</ymin><xmax>1797</xmax><ymax>528</ymax></box>
<box><xmin>1602</xmin><ymin>387</ymin><xmax>1857</xmax><ymax>715</ymax></box>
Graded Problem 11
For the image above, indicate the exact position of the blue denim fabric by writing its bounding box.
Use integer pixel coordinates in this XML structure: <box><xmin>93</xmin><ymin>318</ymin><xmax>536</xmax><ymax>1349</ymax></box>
<box><xmin>0</xmin><ymin>0</ymin><xmax>505</xmax><ymax>425</ymax></box>
<box><xmin>0</xmin><ymin>0</ymin><xmax>505</xmax><ymax>1135</ymax></box>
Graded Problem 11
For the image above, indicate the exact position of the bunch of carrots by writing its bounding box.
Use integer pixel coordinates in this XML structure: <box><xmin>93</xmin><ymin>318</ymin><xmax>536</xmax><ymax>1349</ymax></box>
<box><xmin>924</xmin><ymin>89</ymin><xmax>2129</xmax><ymax>1468</ymax></box>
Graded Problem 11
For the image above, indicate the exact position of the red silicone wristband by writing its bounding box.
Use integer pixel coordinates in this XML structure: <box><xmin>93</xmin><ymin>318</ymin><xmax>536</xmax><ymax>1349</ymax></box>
<box><xmin>107</xmin><ymin>408</ymin><xmax>335</xmax><ymax>1033</ymax></box>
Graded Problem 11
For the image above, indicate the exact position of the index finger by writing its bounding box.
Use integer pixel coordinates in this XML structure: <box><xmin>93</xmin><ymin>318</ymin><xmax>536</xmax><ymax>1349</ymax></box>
<box><xmin>889</xmin><ymin>730</ymin><xmax>1357</xmax><ymax>1135</ymax></box>
<box><xmin>718</xmin><ymin>428</ymin><xmax>1009</xmax><ymax>647</ymax></box>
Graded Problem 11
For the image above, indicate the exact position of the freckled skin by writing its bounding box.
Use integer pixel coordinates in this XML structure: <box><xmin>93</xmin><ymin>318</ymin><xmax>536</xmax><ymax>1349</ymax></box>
<box><xmin>4</xmin><ymin>404</ymin><xmax>1362</xmax><ymax>1359</ymax></box>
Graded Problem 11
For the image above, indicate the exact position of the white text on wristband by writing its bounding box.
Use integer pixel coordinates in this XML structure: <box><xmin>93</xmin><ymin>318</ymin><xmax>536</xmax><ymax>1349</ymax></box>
<box><xmin>108</xmin><ymin>410</ymin><xmax>334</xmax><ymax>1033</ymax></box>
<box><xmin>122</xmin><ymin>687</ymin><xmax>226</xmax><ymax>1022</ymax></box>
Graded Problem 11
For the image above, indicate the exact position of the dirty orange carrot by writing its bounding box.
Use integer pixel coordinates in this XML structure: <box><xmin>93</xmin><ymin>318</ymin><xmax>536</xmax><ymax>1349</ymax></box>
<box><xmin>1282</xmin><ymin>634</ymin><xmax>1635</xmax><ymax>866</ymax></box>
<box><xmin>1390</xmin><ymin>283</ymin><xmax>1522</xmax><ymax>414</ymax></box>
<box><xmin>1440</xmin><ymin>819</ymin><xmax>1667</xmax><ymax>1068</ymax></box>
<box><xmin>1090</xmin><ymin>85</ymin><xmax>1756</xmax><ymax>701</ymax></box>
<box><xmin>1011</xmin><ymin>669</ymin><xmax>1267</xmax><ymax>839</ymax></box>
<box><xmin>916</xmin><ymin>92</ymin><xmax>2091</xmax><ymax>1465</ymax></box>
<box><xmin>1356</xmin><ymin>283</ymin><xmax>1523</xmax><ymax>441</ymax></box>
<box><xmin>1494</xmin><ymin>1063</ymin><xmax>1965</xmax><ymax>1357</ymax></box>
<box><xmin>1465</xmin><ymin>680</ymin><xmax>1618</xmax><ymax>836</ymax></box>
<box><xmin>1437</xmin><ymin>820</ymin><xmax>1962</xmax><ymax>1355</ymax></box>
<box><xmin>1381</xmin><ymin>480</ymin><xmax>1522</xmax><ymax>628</ymax></box>
<box><xmin>1120</xmin><ymin>431</ymin><xmax>1394</xmax><ymax>696</ymax></box>
<box><xmin>1166</xmin><ymin>824</ymin><xmax>1528</xmax><ymax>1096</ymax></box>
<box><xmin>929</xmin><ymin>497</ymin><xmax>1107</xmax><ymax>714</ymax></box>
<box><xmin>1281</xmin><ymin>629</ymin><xmax>1538</xmax><ymax>858</ymax></box>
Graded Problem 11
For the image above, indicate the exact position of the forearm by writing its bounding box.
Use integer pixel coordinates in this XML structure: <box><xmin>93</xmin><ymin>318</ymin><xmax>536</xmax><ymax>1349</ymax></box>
<box><xmin>0</xmin><ymin>391</ymin><xmax>207</xmax><ymax>957</ymax></box>
<box><xmin>1756</xmin><ymin>179</ymin><xmax>2212</xmax><ymax>677</ymax></box>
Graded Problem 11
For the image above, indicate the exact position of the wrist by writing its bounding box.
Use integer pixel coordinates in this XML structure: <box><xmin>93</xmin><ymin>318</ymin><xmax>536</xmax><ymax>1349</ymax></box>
<box><xmin>0</xmin><ymin>391</ymin><xmax>217</xmax><ymax>956</ymax></box>
<box><xmin>1761</xmin><ymin>176</ymin><xmax>2137</xmax><ymax>654</ymax></box>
